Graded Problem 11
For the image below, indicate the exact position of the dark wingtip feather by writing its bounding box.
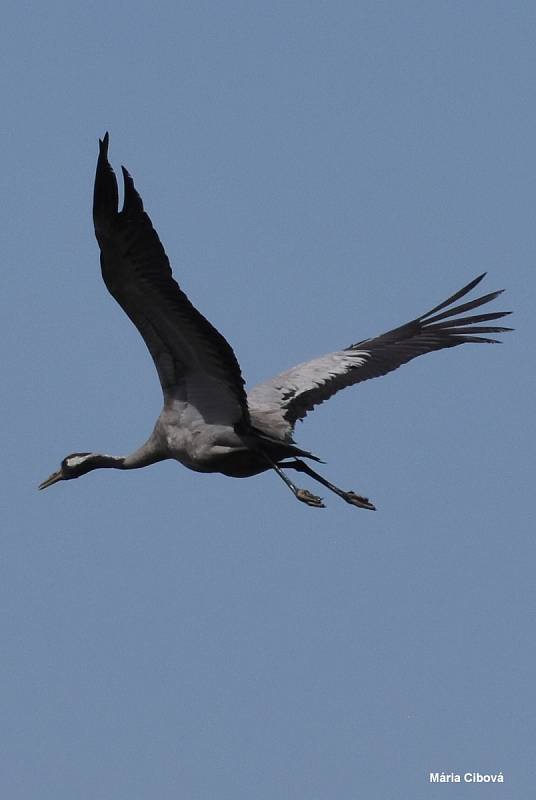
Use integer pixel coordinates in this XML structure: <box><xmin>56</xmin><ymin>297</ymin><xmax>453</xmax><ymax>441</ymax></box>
<box><xmin>422</xmin><ymin>290</ymin><xmax>506</xmax><ymax>326</ymax></box>
<box><xmin>93</xmin><ymin>133</ymin><xmax>118</xmax><ymax>233</ymax></box>
<box><xmin>121</xmin><ymin>165</ymin><xmax>144</xmax><ymax>214</ymax></box>
<box><xmin>99</xmin><ymin>131</ymin><xmax>110</xmax><ymax>153</ymax></box>
<box><xmin>437</xmin><ymin>310</ymin><xmax>512</xmax><ymax>327</ymax></box>
<box><xmin>467</xmin><ymin>271</ymin><xmax>488</xmax><ymax>290</ymax></box>
<box><xmin>423</xmin><ymin>285</ymin><xmax>513</xmax><ymax>344</ymax></box>
<box><xmin>456</xmin><ymin>336</ymin><xmax>503</xmax><ymax>344</ymax></box>
<box><xmin>421</xmin><ymin>273</ymin><xmax>489</xmax><ymax>319</ymax></box>
<box><xmin>443</xmin><ymin>325</ymin><xmax>513</xmax><ymax>335</ymax></box>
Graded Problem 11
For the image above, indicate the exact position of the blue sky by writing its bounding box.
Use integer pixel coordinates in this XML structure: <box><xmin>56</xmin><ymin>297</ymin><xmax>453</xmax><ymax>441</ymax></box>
<box><xmin>2</xmin><ymin>2</ymin><xmax>534</xmax><ymax>797</ymax></box>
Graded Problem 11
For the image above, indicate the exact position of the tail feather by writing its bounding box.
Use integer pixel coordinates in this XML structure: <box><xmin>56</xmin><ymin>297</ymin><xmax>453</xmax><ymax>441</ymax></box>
<box><xmin>250</xmin><ymin>426</ymin><xmax>324</xmax><ymax>463</ymax></box>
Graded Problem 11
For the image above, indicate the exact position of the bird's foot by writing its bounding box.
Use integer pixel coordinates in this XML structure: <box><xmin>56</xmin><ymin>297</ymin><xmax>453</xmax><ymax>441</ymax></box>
<box><xmin>296</xmin><ymin>489</ymin><xmax>325</xmax><ymax>508</ymax></box>
<box><xmin>343</xmin><ymin>491</ymin><xmax>376</xmax><ymax>510</ymax></box>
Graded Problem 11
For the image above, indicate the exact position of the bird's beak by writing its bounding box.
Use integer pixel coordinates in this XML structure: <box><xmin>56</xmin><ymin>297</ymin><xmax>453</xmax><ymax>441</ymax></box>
<box><xmin>38</xmin><ymin>470</ymin><xmax>63</xmax><ymax>490</ymax></box>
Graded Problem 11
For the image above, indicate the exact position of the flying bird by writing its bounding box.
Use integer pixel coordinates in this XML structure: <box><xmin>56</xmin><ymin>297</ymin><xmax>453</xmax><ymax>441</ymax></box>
<box><xmin>39</xmin><ymin>135</ymin><xmax>512</xmax><ymax>508</ymax></box>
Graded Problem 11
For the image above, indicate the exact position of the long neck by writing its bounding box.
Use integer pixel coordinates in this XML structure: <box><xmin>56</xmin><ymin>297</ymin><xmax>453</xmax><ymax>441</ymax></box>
<box><xmin>80</xmin><ymin>436</ymin><xmax>165</xmax><ymax>475</ymax></box>
<box><xmin>80</xmin><ymin>449</ymin><xmax>163</xmax><ymax>476</ymax></box>
<box><xmin>120</xmin><ymin>436</ymin><xmax>166</xmax><ymax>470</ymax></box>
<box><xmin>82</xmin><ymin>453</ymin><xmax>126</xmax><ymax>471</ymax></box>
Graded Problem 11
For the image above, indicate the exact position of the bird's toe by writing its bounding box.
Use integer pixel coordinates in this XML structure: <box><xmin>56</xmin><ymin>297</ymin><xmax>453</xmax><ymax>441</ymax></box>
<box><xmin>296</xmin><ymin>489</ymin><xmax>325</xmax><ymax>508</ymax></box>
<box><xmin>344</xmin><ymin>491</ymin><xmax>376</xmax><ymax>510</ymax></box>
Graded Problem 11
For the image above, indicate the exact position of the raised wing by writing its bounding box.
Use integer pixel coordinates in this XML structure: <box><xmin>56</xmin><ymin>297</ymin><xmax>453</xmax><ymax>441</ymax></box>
<box><xmin>248</xmin><ymin>274</ymin><xmax>511</xmax><ymax>438</ymax></box>
<box><xmin>93</xmin><ymin>134</ymin><xmax>249</xmax><ymax>426</ymax></box>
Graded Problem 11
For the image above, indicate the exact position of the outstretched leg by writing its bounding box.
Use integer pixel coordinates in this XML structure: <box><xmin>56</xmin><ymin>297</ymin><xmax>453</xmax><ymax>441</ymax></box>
<box><xmin>282</xmin><ymin>459</ymin><xmax>376</xmax><ymax>510</ymax></box>
<box><xmin>262</xmin><ymin>454</ymin><xmax>325</xmax><ymax>508</ymax></box>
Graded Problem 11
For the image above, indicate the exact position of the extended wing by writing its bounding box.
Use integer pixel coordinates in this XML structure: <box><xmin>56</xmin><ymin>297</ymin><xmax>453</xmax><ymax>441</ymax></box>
<box><xmin>248</xmin><ymin>274</ymin><xmax>511</xmax><ymax>439</ymax></box>
<box><xmin>93</xmin><ymin>134</ymin><xmax>249</xmax><ymax>427</ymax></box>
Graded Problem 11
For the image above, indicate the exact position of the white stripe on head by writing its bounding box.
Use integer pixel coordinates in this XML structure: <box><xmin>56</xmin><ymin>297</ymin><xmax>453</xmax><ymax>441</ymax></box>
<box><xmin>66</xmin><ymin>455</ymin><xmax>91</xmax><ymax>468</ymax></box>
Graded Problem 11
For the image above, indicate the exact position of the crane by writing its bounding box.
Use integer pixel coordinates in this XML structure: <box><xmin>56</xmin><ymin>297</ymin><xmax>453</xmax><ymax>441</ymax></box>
<box><xmin>39</xmin><ymin>134</ymin><xmax>512</xmax><ymax>509</ymax></box>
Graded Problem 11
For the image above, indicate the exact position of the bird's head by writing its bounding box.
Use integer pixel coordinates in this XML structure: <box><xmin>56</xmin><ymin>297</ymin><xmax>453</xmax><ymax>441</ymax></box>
<box><xmin>38</xmin><ymin>453</ymin><xmax>95</xmax><ymax>490</ymax></box>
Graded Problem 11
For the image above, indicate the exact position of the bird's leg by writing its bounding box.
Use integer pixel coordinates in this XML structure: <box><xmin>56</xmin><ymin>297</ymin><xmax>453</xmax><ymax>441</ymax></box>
<box><xmin>281</xmin><ymin>459</ymin><xmax>376</xmax><ymax>510</ymax></box>
<box><xmin>261</xmin><ymin>453</ymin><xmax>325</xmax><ymax>508</ymax></box>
